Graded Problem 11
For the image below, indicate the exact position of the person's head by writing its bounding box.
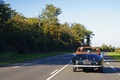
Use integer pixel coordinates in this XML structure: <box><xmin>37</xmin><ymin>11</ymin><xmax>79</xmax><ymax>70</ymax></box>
<box><xmin>87</xmin><ymin>50</ymin><xmax>91</xmax><ymax>53</ymax></box>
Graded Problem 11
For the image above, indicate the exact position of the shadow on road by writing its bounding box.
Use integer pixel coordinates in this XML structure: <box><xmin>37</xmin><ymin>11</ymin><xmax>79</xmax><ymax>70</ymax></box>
<box><xmin>104</xmin><ymin>55</ymin><xmax>120</xmax><ymax>62</ymax></box>
<box><xmin>103</xmin><ymin>67</ymin><xmax>120</xmax><ymax>74</ymax></box>
<box><xmin>0</xmin><ymin>54</ymin><xmax>73</xmax><ymax>67</ymax></box>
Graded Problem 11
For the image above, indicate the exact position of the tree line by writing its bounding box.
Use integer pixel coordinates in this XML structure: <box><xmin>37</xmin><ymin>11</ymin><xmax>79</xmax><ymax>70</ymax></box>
<box><xmin>100</xmin><ymin>44</ymin><xmax>115</xmax><ymax>52</ymax></box>
<box><xmin>0</xmin><ymin>1</ymin><xmax>94</xmax><ymax>53</ymax></box>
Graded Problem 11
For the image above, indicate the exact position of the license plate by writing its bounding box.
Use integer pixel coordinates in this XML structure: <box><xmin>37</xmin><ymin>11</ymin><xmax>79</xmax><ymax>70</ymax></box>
<box><xmin>83</xmin><ymin>60</ymin><xmax>91</xmax><ymax>65</ymax></box>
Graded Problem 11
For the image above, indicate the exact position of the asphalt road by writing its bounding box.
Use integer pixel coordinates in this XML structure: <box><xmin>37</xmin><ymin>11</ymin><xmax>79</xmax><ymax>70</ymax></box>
<box><xmin>0</xmin><ymin>53</ymin><xmax>120</xmax><ymax>80</ymax></box>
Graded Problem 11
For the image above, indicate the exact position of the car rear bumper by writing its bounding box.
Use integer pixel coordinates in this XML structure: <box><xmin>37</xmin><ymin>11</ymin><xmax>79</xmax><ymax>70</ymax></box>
<box><xmin>73</xmin><ymin>65</ymin><xmax>103</xmax><ymax>68</ymax></box>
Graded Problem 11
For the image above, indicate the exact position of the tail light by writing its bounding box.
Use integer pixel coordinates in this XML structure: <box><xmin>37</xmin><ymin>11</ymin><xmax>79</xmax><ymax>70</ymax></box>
<box><xmin>96</xmin><ymin>62</ymin><xmax>98</xmax><ymax>65</ymax></box>
<box><xmin>76</xmin><ymin>61</ymin><xmax>79</xmax><ymax>65</ymax></box>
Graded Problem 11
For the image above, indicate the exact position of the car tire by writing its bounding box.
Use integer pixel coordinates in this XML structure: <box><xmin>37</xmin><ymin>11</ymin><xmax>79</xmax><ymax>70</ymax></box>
<box><xmin>98</xmin><ymin>67</ymin><xmax>103</xmax><ymax>73</ymax></box>
<box><xmin>73</xmin><ymin>67</ymin><xmax>77</xmax><ymax>72</ymax></box>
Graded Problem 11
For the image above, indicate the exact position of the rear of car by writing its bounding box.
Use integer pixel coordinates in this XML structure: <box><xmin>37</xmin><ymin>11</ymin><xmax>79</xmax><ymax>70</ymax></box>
<box><xmin>72</xmin><ymin>53</ymin><xmax>104</xmax><ymax>72</ymax></box>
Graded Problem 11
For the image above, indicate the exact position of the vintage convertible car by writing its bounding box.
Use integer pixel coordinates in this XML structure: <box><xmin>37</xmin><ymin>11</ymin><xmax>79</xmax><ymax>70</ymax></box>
<box><xmin>72</xmin><ymin>47</ymin><xmax>104</xmax><ymax>72</ymax></box>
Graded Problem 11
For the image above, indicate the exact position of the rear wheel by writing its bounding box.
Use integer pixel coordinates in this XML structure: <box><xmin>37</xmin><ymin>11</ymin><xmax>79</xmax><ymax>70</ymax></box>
<box><xmin>73</xmin><ymin>67</ymin><xmax>77</xmax><ymax>72</ymax></box>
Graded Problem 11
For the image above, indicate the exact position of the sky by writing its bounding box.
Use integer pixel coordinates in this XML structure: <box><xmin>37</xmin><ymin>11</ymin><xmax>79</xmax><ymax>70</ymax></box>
<box><xmin>4</xmin><ymin>0</ymin><xmax>120</xmax><ymax>47</ymax></box>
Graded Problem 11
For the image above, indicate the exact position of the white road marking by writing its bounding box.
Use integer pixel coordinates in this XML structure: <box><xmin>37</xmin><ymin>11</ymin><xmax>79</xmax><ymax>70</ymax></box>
<box><xmin>106</xmin><ymin>62</ymin><xmax>109</xmax><ymax>64</ymax></box>
<box><xmin>13</xmin><ymin>61</ymin><xmax>41</xmax><ymax>68</ymax></box>
<box><xmin>22</xmin><ymin>63</ymin><xmax>31</xmax><ymax>66</ymax></box>
<box><xmin>33</xmin><ymin>61</ymin><xmax>41</xmax><ymax>64</ymax></box>
<box><xmin>119</xmin><ymin>74</ymin><xmax>120</xmax><ymax>76</ymax></box>
<box><xmin>104</xmin><ymin>59</ymin><xmax>106</xmax><ymax>62</ymax></box>
<box><xmin>14</xmin><ymin>66</ymin><xmax>20</xmax><ymax>68</ymax></box>
<box><xmin>46</xmin><ymin>62</ymin><xmax>71</xmax><ymax>80</ymax></box>
<box><xmin>50</xmin><ymin>69</ymin><xmax>58</xmax><ymax>75</ymax></box>
<box><xmin>110</xmin><ymin>66</ymin><xmax>116</xmax><ymax>70</ymax></box>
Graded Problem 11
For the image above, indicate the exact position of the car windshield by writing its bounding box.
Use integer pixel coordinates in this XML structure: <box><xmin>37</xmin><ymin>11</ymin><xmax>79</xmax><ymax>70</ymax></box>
<box><xmin>83</xmin><ymin>48</ymin><xmax>99</xmax><ymax>52</ymax></box>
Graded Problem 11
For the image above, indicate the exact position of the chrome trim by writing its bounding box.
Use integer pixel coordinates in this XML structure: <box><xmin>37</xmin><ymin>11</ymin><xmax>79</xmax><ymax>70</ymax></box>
<box><xmin>73</xmin><ymin>65</ymin><xmax>103</xmax><ymax>67</ymax></box>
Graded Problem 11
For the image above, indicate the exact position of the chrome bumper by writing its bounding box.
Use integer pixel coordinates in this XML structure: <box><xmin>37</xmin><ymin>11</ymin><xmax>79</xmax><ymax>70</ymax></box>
<box><xmin>73</xmin><ymin>65</ymin><xmax>103</xmax><ymax>68</ymax></box>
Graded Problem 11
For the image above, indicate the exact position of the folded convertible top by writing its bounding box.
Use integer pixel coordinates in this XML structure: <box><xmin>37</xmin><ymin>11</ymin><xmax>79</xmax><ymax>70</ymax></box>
<box><xmin>75</xmin><ymin>47</ymin><xmax>100</xmax><ymax>55</ymax></box>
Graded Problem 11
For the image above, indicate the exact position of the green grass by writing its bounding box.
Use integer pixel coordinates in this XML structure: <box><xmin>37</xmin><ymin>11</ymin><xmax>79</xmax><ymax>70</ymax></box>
<box><xmin>0</xmin><ymin>51</ymin><xmax>71</xmax><ymax>66</ymax></box>
<box><xmin>107</xmin><ymin>52</ymin><xmax>120</xmax><ymax>60</ymax></box>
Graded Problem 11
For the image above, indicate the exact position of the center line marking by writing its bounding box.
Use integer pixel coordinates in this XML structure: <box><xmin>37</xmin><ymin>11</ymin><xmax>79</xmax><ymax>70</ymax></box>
<box><xmin>33</xmin><ymin>61</ymin><xmax>41</xmax><ymax>64</ymax></box>
<box><xmin>106</xmin><ymin>62</ymin><xmax>109</xmax><ymax>64</ymax></box>
<box><xmin>46</xmin><ymin>62</ymin><xmax>71</xmax><ymax>80</ymax></box>
<box><xmin>14</xmin><ymin>66</ymin><xmax>20</xmax><ymax>68</ymax></box>
<box><xmin>110</xmin><ymin>66</ymin><xmax>116</xmax><ymax>70</ymax></box>
<box><xmin>50</xmin><ymin>69</ymin><xmax>58</xmax><ymax>75</ymax></box>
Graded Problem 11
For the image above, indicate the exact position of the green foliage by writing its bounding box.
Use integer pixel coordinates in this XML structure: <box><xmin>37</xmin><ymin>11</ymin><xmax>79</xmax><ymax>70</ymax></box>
<box><xmin>0</xmin><ymin>3</ymin><xmax>94</xmax><ymax>53</ymax></box>
<box><xmin>0</xmin><ymin>1</ymin><xmax>16</xmax><ymax>27</ymax></box>
<box><xmin>115</xmin><ymin>48</ymin><xmax>120</xmax><ymax>52</ymax></box>
<box><xmin>100</xmin><ymin>44</ymin><xmax>115</xmax><ymax>52</ymax></box>
<box><xmin>85</xmin><ymin>30</ymin><xmax>94</xmax><ymax>46</ymax></box>
<box><xmin>108</xmin><ymin>52</ymin><xmax>120</xmax><ymax>60</ymax></box>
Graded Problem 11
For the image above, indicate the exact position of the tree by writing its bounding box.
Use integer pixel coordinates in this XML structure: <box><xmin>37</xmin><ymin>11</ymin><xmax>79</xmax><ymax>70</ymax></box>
<box><xmin>70</xmin><ymin>23</ymin><xmax>94</xmax><ymax>47</ymax></box>
<box><xmin>100</xmin><ymin>44</ymin><xmax>115</xmax><ymax>52</ymax></box>
<box><xmin>0</xmin><ymin>1</ymin><xmax>16</xmax><ymax>51</ymax></box>
<box><xmin>0</xmin><ymin>3</ymin><xmax>95</xmax><ymax>53</ymax></box>
<box><xmin>71</xmin><ymin>23</ymin><xmax>85</xmax><ymax>46</ymax></box>
<box><xmin>0</xmin><ymin>0</ymin><xmax>4</xmax><ymax>4</ymax></box>
<box><xmin>58</xmin><ymin>22</ymin><xmax>72</xmax><ymax>50</ymax></box>
<box><xmin>0</xmin><ymin>1</ymin><xmax>16</xmax><ymax>27</ymax></box>
<box><xmin>39</xmin><ymin>4</ymin><xmax>62</xmax><ymax>52</ymax></box>
<box><xmin>5</xmin><ymin>13</ymin><xmax>43</xmax><ymax>53</ymax></box>
<box><xmin>85</xmin><ymin>30</ymin><xmax>94</xmax><ymax>46</ymax></box>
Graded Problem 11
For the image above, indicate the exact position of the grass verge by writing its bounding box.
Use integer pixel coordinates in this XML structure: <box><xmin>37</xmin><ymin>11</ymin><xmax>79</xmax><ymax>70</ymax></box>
<box><xmin>0</xmin><ymin>51</ymin><xmax>72</xmax><ymax>66</ymax></box>
<box><xmin>107</xmin><ymin>52</ymin><xmax>120</xmax><ymax>60</ymax></box>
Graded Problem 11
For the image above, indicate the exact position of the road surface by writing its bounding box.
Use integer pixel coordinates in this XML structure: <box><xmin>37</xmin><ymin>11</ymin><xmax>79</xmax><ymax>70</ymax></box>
<box><xmin>0</xmin><ymin>53</ymin><xmax>120</xmax><ymax>80</ymax></box>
